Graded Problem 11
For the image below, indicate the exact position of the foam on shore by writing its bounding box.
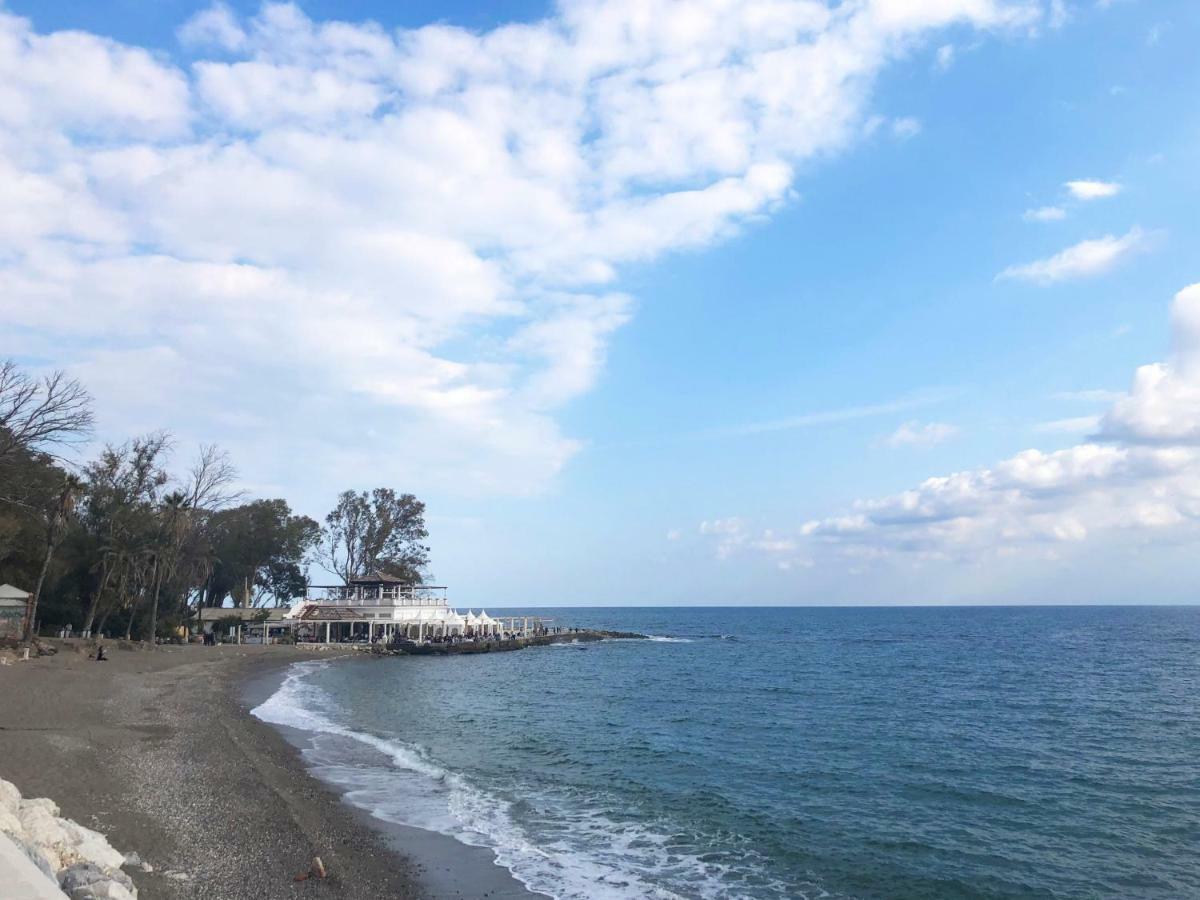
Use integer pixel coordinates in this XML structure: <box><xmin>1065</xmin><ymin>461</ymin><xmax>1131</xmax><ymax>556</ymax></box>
<box><xmin>251</xmin><ymin>660</ymin><xmax>786</xmax><ymax>900</ymax></box>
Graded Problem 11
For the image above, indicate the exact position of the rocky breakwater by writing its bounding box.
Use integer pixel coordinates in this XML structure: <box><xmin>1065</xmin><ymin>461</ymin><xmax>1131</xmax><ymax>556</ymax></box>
<box><xmin>0</xmin><ymin>777</ymin><xmax>146</xmax><ymax>899</ymax></box>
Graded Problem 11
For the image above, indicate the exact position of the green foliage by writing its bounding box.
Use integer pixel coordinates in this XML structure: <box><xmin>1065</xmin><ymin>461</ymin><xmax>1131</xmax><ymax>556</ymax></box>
<box><xmin>0</xmin><ymin>359</ymin><xmax>433</xmax><ymax>637</ymax></box>
<box><xmin>318</xmin><ymin>488</ymin><xmax>429</xmax><ymax>584</ymax></box>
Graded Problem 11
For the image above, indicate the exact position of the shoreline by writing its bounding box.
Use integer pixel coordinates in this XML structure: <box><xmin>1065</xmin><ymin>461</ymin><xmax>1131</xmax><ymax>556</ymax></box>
<box><xmin>0</xmin><ymin>642</ymin><xmax>422</xmax><ymax>898</ymax></box>
<box><xmin>243</xmin><ymin>656</ymin><xmax>547</xmax><ymax>900</ymax></box>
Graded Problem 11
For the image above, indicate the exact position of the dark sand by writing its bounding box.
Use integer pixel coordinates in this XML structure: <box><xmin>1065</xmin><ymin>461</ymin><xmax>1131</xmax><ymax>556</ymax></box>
<box><xmin>0</xmin><ymin>641</ymin><xmax>541</xmax><ymax>899</ymax></box>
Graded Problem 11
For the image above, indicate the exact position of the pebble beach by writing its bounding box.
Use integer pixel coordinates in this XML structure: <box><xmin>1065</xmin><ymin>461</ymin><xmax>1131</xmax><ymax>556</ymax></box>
<box><xmin>0</xmin><ymin>642</ymin><xmax>423</xmax><ymax>899</ymax></box>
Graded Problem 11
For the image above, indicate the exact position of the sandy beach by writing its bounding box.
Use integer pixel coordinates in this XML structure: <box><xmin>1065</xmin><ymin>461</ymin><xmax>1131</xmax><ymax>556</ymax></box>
<box><xmin>0</xmin><ymin>641</ymin><xmax>530</xmax><ymax>899</ymax></box>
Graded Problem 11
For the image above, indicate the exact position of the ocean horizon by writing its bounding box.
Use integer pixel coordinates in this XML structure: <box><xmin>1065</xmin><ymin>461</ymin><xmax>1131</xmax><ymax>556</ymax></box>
<box><xmin>253</xmin><ymin>605</ymin><xmax>1200</xmax><ymax>899</ymax></box>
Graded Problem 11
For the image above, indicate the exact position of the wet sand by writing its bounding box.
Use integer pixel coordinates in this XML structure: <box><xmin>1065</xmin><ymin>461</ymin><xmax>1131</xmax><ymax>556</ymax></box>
<box><xmin>0</xmin><ymin>641</ymin><xmax>539</xmax><ymax>899</ymax></box>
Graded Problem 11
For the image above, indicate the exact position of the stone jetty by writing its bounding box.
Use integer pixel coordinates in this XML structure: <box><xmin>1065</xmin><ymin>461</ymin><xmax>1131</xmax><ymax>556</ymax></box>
<box><xmin>358</xmin><ymin>628</ymin><xmax>646</xmax><ymax>656</ymax></box>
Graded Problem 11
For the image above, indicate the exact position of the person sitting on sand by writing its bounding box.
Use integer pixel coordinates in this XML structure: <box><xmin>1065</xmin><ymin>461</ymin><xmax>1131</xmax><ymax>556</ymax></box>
<box><xmin>95</xmin><ymin>645</ymin><xmax>107</xmax><ymax>662</ymax></box>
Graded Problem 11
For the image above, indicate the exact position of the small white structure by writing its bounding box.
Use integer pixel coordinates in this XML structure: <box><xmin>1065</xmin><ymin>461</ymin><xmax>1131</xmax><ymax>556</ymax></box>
<box><xmin>0</xmin><ymin>583</ymin><xmax>30</xmax><ymax>638</ymax></box>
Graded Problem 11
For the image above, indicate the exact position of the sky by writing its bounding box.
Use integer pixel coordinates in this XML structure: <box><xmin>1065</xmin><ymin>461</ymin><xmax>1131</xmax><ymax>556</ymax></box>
<box><xmin>2</xmin><ymin>0</ymin><xmax>1199</xmax><ymax>606</ymax></box>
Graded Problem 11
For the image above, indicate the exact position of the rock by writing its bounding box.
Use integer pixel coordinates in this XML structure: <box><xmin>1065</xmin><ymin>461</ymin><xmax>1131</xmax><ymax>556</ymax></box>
<box><xmin>20</xmin><ymin>796</ymin><xmax>61</xmax><ymax>818</ymax></box>
<box><xmin>59</xmin><ymin>862</ymin><xmax>137</xmax><ymax>900</ymax></box>
<box><xmin>122</xmin><ymin>851</ymin><xmax>153</xmax><ymax>874</ymax></box>
<box><xmin>0</xmin><ymin>805</ymin><xmax>23</xmax><ymax>837</ymax></box>
<box><xmin>60</xmin><ymin>820</ymin><xmax>125</xmax><ymax>870</ymax></box>
<box><xmin>14</xmin><ymin>833</ymin><xmax>60</xmax><ymax>881</ymax></box>
<box><xmin>18</xmin><ymin>801</ymin><xmax>69</xmax><ymax>854</ymax></box>
<box><xmin>0</xmin><ymin>778</ymin><xmax>20</xmax><ymax>815</ymax></box>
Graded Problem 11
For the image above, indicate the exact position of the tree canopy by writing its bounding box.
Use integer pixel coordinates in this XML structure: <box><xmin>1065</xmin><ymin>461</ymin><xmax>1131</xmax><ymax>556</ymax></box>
<box><xmin>0</xmin><ymin>359</ymin><xmax>433</xmax><ymax>640</ymax></box>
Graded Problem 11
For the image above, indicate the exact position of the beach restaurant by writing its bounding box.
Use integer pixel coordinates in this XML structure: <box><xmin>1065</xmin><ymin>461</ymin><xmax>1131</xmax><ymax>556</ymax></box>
<box><xmin>286</xmin><ymin>572</ymin><xmax>515</xmax><ymax>643</ymax></box>
<box><xmin>193</xmin><ymin>573</ymin><xmax>539</xmax><ymax>644</ymax></box>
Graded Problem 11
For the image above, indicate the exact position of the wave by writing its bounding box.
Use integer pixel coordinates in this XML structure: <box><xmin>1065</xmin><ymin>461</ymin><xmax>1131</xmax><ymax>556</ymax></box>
<box><xmin>644</xmin><ymin>635</ymin><xmax>693</xmax><ymax>643</ymax></box>
<box><xmin>252</xmin><ymin>662</ymin><xmax>789</xmax><ymax>900</ymax></box>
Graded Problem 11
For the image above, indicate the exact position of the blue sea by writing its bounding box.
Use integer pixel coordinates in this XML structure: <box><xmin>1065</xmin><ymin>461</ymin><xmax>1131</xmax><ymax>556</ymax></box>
<box><xmin>252</xmin><ymin>607</ymin><xmax>1200</xmax><ymax>899</ymax></box>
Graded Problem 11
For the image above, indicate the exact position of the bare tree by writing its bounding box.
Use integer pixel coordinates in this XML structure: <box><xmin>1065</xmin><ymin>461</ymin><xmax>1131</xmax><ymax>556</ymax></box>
<box><xmin>0</xmin><ymin>360</ymin><xmax>94</xmax><ymax>463</ymax></box>
<box><xmin>185</xmin><ymin>444</ymin><xmax>242</xmax><ymax>511</ymax></box>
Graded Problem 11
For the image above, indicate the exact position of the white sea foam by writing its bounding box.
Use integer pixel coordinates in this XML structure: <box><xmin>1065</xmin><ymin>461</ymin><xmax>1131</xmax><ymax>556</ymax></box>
<box><xmin>252</xmin><ymin>662</ymin><xmax>795</xmax><ymax>900</ymax></box>
<box><xmin>644</xmin><ymin>635</ymin><xmax>693</xmax><ymax>643</ymax></box>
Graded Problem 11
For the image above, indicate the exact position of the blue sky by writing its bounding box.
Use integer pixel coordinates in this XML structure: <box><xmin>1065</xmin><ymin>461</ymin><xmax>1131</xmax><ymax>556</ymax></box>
<box><xmin>2</xmin><ymin>0</ymin><xmax>1199</xmax><ymax>605</ymax></box>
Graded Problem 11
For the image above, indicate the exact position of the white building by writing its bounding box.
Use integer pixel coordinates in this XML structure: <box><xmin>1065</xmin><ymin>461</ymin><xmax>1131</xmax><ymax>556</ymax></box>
<box><xmin>287</xmin><ymin>572</ymin><xmax>508</xmax><ymax>643</ymax></box>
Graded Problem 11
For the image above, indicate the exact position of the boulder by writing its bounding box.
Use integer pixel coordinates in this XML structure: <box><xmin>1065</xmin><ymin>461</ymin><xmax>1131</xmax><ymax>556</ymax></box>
<box><xmin>13</xmin><ymin>833</ymin><xmax>60</xmax><ymax>881</ymax></box>
<box><xmin>60</xmin><ymin>862</ymin><xmax>137</xmax><ymax>900</ymax></box>
<box><xmin>60</xmin><ymin>820</ymin><xmax>125</xmax><ymax>870</ymax></box>
<box><xmin>21</xmin><ymin>796</ymin><xmax>61</xmax><ymax>817</ymax></box>
<box><xmin>0</xmin><ymin>805</ymin><xmax>23</xmax><ymax>837</ymax></box>
<box><xmin>0</xmin><ymin>778</ymin><xmax>20</xmax><ymax>814</ymax></box>
<box><xmin>19</xmin><ymin>803</ymin><xmax>69</xmax><ymax>844</ymax></box>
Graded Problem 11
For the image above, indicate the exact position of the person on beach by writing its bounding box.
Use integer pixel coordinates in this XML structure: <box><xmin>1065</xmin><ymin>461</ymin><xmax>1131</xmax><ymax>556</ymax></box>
<box><xmin>95</xmin><ymin>645</ymin><xmax>107</xmax><ymax>661</ymax></box>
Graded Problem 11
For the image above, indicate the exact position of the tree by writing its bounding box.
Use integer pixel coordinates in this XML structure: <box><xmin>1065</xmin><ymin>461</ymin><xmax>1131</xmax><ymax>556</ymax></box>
<box><xmin>78</xmin><ymin>434</ymin><xmax>171</xmax><ymax>635</ymax></box>
<box><xmin>23</xmin><ymin>473</ymin><xmax>84</xmax><ymax>640</ymax></box>
<box><xmin>0</xmin><ymin>360</ymin><xmax>93</xmax><ymax>466</ymax></box>
<box><xmin>318</xmin><ymin>488</ymin><xmax>429</xmax><ymax>584</ymax></box>
<box><xmin>205</xmin><ymin>500</ymin><xmax>320</xmax><ymax>607</ymax></box>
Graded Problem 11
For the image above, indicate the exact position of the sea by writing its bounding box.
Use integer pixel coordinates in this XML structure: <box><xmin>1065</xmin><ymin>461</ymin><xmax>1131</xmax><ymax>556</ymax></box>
<box><xmin>251</xmin><ymin>606</ymin><xmax>1200</xmax><ymax>900</ymax></box>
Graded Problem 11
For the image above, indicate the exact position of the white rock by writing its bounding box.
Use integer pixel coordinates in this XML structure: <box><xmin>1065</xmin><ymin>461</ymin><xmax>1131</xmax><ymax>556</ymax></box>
<box><xmin>20</xmin><ymin>797</ymin><xmax>61</xmax><ymax>818</ymax></box>
<box><xmin>0</xmin><ymin>805</ymin><xmax>23</xmax><ymax>837</ymax></box>
<box><xmin>19</xmin><ymin>804</ymin><xmax>70</xmax><ymax>849</ymax></box>
<box><xmin>0</xmin><ymin>778</ymin><xmax>20</xmax><ymax>814</ymax></box>
<box><xmin>14</xmin><ymin>834</ymin><xmax>60</xmax><ymax>881</ymax></box>
<box><xmin>60</xmin><ymin>820</ymin><xmax>125</xmax><ymax>870</ymax></box>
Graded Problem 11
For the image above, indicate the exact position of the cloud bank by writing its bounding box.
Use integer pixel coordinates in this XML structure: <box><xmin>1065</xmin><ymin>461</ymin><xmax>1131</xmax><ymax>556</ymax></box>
<box><xmin>1</xmin><ymin>0</ymin><xmax>1049</xmax><ymax>498</ymax></box>
<box><xmin>705</xmin><ymin>284</ymin><xmax>1200</xmax><ymax>571</ymax></box>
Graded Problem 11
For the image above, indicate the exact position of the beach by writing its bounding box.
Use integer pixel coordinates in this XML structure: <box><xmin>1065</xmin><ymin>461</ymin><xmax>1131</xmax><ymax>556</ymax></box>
<box><xmin>0</xmin><ymin>641</ymin><xmax>533</xmax><ymax>899</ymax></box>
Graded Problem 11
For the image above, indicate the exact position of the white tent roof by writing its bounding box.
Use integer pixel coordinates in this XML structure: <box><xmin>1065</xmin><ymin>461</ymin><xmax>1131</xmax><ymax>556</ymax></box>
<box><xmin>0</xmin><ymin>583</ymin><xmax>30</xmax><ymax>605</ymax></box>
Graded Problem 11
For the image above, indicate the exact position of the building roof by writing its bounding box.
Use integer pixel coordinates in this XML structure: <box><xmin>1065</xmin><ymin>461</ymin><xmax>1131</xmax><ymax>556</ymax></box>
<box><xmin>196</xmin><ymin>607</ymin><xmax>291</xmax><ymax>621</ymax></box>
<box><xmin>0</xmin><ymin>583</ymin><xmax>30</xmax><ymax>604</ymax></box>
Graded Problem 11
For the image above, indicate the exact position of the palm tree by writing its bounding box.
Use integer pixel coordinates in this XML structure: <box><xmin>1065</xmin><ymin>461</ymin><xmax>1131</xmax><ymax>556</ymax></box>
<box><xmin>147</xmin><ymin>491</ymin><xmax>190</xmax><ymax>644</ymax></box>
<box><xmin>24</xmin><ymin>473</ymin><xmax>84</xmax><ymax>641</ymax></box>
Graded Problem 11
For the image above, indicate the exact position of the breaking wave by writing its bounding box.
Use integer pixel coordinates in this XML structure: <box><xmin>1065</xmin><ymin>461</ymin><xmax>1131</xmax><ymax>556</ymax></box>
<box><xmin>252</xmin><ymin>661</ymin><xmax>793</xmax><ymax>900</ymax></box>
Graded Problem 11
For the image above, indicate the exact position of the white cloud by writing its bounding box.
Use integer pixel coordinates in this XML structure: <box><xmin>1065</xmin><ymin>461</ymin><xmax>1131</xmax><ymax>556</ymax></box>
<box><xmin>699</xmin><ymin>517</ymin><xmax>747</xmax><ymax>559</ymax></box>
<box><xmin>705</xmin><ymin>283</ymin><xmax>1200</xmax><ymax>570</ymax></box>
<box><xmin>706</xmin><ymin>389</ymin><xmax>956</xmax><ymax>439</ymax></box>
<box><xmin>1098</xmin><ymin>284</ymin><xmax>1200</xmax><ymax>445</ymax></box>
<box><xmin>997</xmin><ymin>227</ymin><xmax>1147</xmax><ymax>284</ymax></box>
<box><xmin>1052</xmin><ymin>388</ymin><xmax>1123</xmax><ymax>403</ymax></box>
<box><xmin>885</xmin><ymin>420</ymin><xmax>959</xmax><ymax>447</ymax></box>
<box><xmin>177</xmin><ymin>2</ymin><xmax>246</xmax><ymax>51</ymax></box>
<box><xmin>891</xmin><ymin>116</ymin><xmax>922</xmax><ymax>139</ymax></box>
<box><xmin>1034</xmin><ymin>415</ymin><xmax>1101</xmax><ymax>434</ymax></box>
<box><xmin>1064</xmin><ymin>179</ymin><xmax>1121</xmax><ymax>200</ymax></box>
<box><xmin>0</xmin><ymin>0</ymin><xmax>1054</xmax><ymax>498</ymax></box>
<box><xmin>1023</xmin><ymin>205</ymin><xmax>1066</xmax><ymax>222</ymax></box>
<box><xmin>935</xmin><ymin>44</ymin><xmax>955</xmax><ymax>70</ymax></box>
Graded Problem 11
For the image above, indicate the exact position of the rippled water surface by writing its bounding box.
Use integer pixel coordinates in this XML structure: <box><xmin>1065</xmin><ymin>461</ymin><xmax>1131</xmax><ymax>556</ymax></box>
<box><xmin>254</xmin><ymin>606</ymin><xmax>1200</xmax><ymax>899</ymax></box>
